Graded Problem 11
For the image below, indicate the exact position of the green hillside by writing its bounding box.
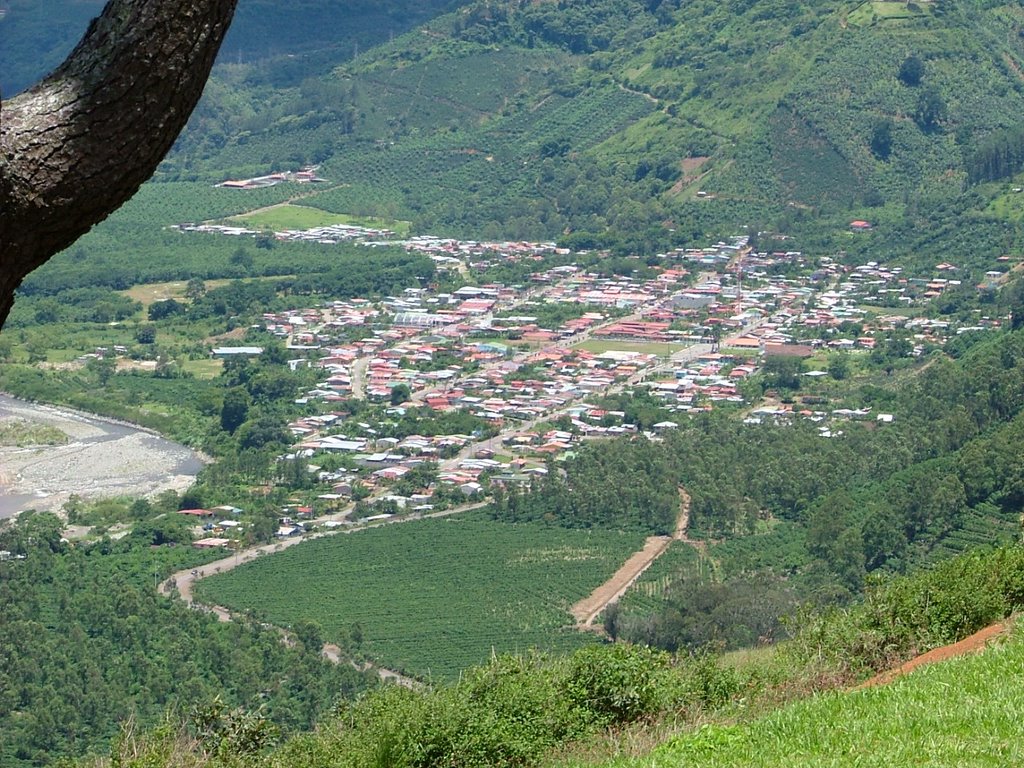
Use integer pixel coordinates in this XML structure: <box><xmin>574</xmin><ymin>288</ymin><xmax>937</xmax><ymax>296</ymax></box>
<box><xmin>12</xmin><ymin>0</ymin><xmax>1024</xmax><ymax>274</ymax></box>
<box><xmin>0</xmin><ymin>0</ymin><xmax>471</xmax><ymax>95</ymax></box>
<box><xmin>147</xmin><ymin>0</ymin><xmax>1024</xmax><ymax>264</ymax></box>
<box><xmin>7</xmin><ymin>2</ymin><xmax>1024</xmax><ymax>766</ymax></box>
<box><xmin>71</xmin><ymin>545</ymin><xmax>1024</xmax><ymax>768</ymax></box>
<box><xmin>594</xmin><ymin>630</ymin><xmax>1024</xmax><ymax>768</ymax></box>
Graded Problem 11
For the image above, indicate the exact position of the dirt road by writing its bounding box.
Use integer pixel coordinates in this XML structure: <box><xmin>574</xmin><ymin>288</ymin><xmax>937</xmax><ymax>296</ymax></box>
<box><xmin>570</xmin><ymin>487</ymin><xmax>696</xmax><ymax>628</ymax></box>
<box><xmin>570</xmin><ymin>535</ymin><xmax>674</xmax><ymax>627</ymax></box>
<box><xmin>857</xmin><ymin>621</ymin><xmax>1012</xmax><ymax>689</ymax></box>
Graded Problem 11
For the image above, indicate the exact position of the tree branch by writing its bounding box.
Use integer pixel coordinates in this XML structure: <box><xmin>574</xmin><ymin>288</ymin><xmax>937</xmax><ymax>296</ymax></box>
<box><xmin>0</xmin><ymin>0</ymin><xmax>238</xmax><ymax>326</ymax></box>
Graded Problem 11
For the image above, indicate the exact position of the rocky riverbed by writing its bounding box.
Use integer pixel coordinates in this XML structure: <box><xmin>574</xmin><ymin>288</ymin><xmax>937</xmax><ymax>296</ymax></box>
<box><xmin>0</xmin><ymin>395</ymin><xmax>205</xmax><ymax>519</ymax></box>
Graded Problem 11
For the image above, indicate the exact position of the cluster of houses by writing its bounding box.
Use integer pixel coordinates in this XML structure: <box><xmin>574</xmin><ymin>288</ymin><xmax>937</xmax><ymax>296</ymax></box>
<box><xmin>188</xmin><ymin>229</ymin><xmax>1012</xmax><ymax>528</ymax></box>
<box><xmin>216</xmin><ymin>167</ymin><xmax>326</xmax><ymax>190</ymax></box>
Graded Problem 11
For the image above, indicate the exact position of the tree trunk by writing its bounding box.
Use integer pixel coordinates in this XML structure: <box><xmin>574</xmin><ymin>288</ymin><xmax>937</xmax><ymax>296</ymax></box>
<box><xmin>0</xmin><ymin>0</ymin><xmax>238</xmax><ymax>327</ymax></box>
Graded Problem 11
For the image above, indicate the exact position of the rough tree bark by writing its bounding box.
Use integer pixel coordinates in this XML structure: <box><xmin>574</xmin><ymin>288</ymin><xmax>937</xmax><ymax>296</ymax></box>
<box><xmin>0</xmin><ymin>0</ymin><xmax>239</xmax><ymax>327</ymax></box>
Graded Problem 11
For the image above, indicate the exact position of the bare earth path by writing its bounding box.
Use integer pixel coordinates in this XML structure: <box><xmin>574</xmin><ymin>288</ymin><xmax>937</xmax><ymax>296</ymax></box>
<box><xmin>570</xmin><ymin>487</ymin><xmax>695</xmax><ymax>629</ymax></box>
<box><xmin>857</xmin><ymin>621</ymin><xmax>1012</xmax><ymax>689</ymax></box>
<box><xmin>570</xmin><ymin>536</ymin><xmax>673</xmax><ymax>627</ymax></box>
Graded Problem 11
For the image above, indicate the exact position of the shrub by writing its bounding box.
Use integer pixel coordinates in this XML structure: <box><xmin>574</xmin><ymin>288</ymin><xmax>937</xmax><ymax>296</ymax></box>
<box><xmin>562</xmin><ymin>643</ymin><xmax>669</xmax><ymax>725</ymax></box>
<box><xmin>788</xmin><ymin>545</ymin><xmax>1024</xmax><ymax>681</ymax></box>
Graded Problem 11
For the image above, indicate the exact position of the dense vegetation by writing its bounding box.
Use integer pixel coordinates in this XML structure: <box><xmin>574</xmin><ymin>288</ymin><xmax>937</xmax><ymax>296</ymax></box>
<box><xmin>484</xmin><ymin>327</ymin><xmax>1024</xmax><ymax>652</ymax></box>
<box><xmin>6</xmin><ymin>0</ymin><xmax>1024</xmax><ymax>765</ymax></box>
<box><xmin>0</xmin><ymin>513</ymin><xmax>371</xmax><ymax>768</ymax></box>
<box><xmin>65</xmin><ymin>543</ymin><xmax>1024</xmax><ymax>768</ymax></box>
<box><xmin>0</xmin><ymin>0</ymin><xmax>473</xmax><ymax>96</ymax></box>
<box><xmin>490</xmin><ymin>438</ymin><xmax>681</xmax><ymax>534</ymax></box>
<box><xmin>145</xmin><ymin>0</ymin><xmax>1024</xmax><ymax>265</ymax></box>
<box><xmin>8</xmin><ymin>0</ymin><xmax>1024</xmax><ymax>292</ymax></box>
<box><xmin>196</xmin><ymin>515</ymin><xmax>645</xmax><ymax>679</ymax></box>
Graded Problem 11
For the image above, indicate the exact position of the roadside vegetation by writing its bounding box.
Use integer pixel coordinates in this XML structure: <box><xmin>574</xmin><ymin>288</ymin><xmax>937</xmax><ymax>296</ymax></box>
<box><xmin>54</xmin><ymin>542</ymin><xmax>1024</xmax><ymax>768</ymax></box>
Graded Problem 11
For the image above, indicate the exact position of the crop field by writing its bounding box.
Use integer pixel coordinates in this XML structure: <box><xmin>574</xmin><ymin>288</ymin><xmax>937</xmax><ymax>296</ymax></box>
<box><xmin>229</xmin><ymin>204</ymin><xmax>412</xmax><ymax>235</ymax></box>
<box><xmin>614</xmin><ymin>542</ymin><xmax>702</xmax><ymax>615</ymax></box>
<box><xmin>301</xmin><ymin>84</ymin><xmax>655</xmax><ymax>235</ymax></box>
<box><xmin>196</xmin><ymin>515</ymin><xmax>645</xmax><ymax>680</ymax></box>
<box><xmin>709</xmin><ymin>522</ymin><xmax>810</xmax><ymax>579</ymax></box>
<box><xmin>180</xmin><ymin>359</ymin><xmax>225</xmax><ymax>379</ymax></box>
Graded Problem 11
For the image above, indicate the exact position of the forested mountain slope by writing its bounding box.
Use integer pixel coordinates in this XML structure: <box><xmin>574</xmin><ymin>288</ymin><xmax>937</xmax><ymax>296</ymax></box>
<box><xmin>8</xmin><ymin>0</ymin><xmax>1024</xmax><ymax>267</ymax></box>
<box><xmin>155</xmin><ymin>0</ymin><xmax>1024</xmax><ymax>265</ymax></box>
<box><xmin>0</xmin><ymin>0</ymin><xmax>470</xmax><ymax>95</ymax></box>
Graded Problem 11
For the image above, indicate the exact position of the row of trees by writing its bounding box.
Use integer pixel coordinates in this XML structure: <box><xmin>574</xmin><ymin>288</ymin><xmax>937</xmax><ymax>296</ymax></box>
<box><xmin>490</xmin><ymin>438</ymin><xmax>679</xmax><ymax>534</ymax></box>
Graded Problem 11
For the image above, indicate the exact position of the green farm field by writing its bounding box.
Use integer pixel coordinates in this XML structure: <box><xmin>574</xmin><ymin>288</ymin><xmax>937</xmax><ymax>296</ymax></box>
<box><xmin>196</xmin><ymin>515</ymin><xmax>645</xmax><ymax>680</ymax></box>
<box><xmin>614</xmin><ymin>542</ymin><xmax>703</xmax><ymax>615</ymax></box>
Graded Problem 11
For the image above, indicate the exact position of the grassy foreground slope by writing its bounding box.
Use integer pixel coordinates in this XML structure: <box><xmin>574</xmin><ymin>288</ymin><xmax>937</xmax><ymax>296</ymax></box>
<box><xmin>594</xmin><ymin>629</ymin><xmax>1024</xmax><ymax>768</ymax></box>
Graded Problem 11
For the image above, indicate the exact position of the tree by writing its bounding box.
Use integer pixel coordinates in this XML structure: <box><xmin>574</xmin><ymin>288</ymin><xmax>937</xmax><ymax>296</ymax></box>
<box><xmin>390</xmin><ymin>383</ymin><xmax>412</xmax><ymax>405</ymax></box>
<box><xmin>230</xmin><ymin>247</ymin><xmax>255</xmax><ymax>274</ymax></box>
<box><xmin>0</xmin><ymin>0</ymin><xmax>240</xmax><ymax>328</ymax></box>
<box><xmin>185</xmin><ymin>277</ymin><xmax>207</xmax><ymax>301</ymax></box>
<box><xmin>870</xmin><ymin>118</ymin><xmax>894</xmax><ymax>160</ymax></box>
<box><xmin>914</xmin><ymin>88</ymin><xmax>945</xmax><ymax>131</ymax></box>
<box><xmin>898</xmin><ymin>54</ymin><xmax>925</xmax><ymax>86</ymax></box>
<box><xmin>148</xmin><ymin>298</ymin><xmax>185</xmax><ymax>321</ymax></box>
<box><xmin>136</xmin><ymin>324</ymin><xmax>157</xmax><ymax>344</ymax></box>
<box><xmin>828</xmin><ymin>353</ymin><xmax>850</xmax><ymax>381</ymax></box>
<box><xmin>237</xmin><ymin>414</ymin><xmax>290</xmax><ymax>450</ymax></box>
<box><xmin>87</xmin><ymin>355</ymin><xmax>117</xmax><ymax>387</ymax></box>
<box><xmin>220</xmin><ymin>387</ymin><xmax>250</xmax><ymax>433</ymax></box>
<box><xmin>763</xmin><ymin>355</ymin><xmax>803</xmax><ymax>390</ymax></box>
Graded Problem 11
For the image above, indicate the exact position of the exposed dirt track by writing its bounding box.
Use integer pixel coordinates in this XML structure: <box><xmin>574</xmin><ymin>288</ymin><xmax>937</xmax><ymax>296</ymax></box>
<box><xmin>570</xmin><ymin>487</ymin><xmax>695</xmax><ymax>628</ymax></box>
<box><xmin>857</xmin><ymin>621</ymin><xmax>1011</xmax><ymax>689</ymax></box>
<box><xmin>571</xmin><ymin>536</ymin><xmax>674</xmax><ymax>627</ymax></box>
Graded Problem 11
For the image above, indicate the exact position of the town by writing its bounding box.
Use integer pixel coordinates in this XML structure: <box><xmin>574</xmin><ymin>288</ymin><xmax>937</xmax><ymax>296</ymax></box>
<box><xmin>172</xmin><ymin>222</ymin><xmax>1006</xmax><ymax>546</ymax></box>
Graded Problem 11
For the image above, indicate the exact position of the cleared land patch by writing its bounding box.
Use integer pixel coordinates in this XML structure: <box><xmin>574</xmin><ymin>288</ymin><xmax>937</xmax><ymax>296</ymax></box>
<box><xmin>574</xmin><ymin>339</ymin><xmax>689</xmax><ymax>356</ymax></box>
<box><xmin>195</xmin><ymin>515</ymin><xmax>644</xmax><ymax>680</ymax></box>
<box><xmin>848</xmin><ymin>0</ymin><xmax>935</xmax><ymax>26</ymax></box>
<box><xmin>229</xmin><ymin>204</ymin><xmax>412</xmax><ymax>236</ymax></box>
<box><xmin>120</xmin><ymin>276</ymin><xmax>292</xmax><ymax>307</ymax></box>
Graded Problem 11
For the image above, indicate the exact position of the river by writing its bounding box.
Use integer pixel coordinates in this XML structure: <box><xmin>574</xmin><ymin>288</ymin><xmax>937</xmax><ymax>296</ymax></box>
<box><xmin>0</xmin><ymin>394</ymin><xmax>205</xmax><ymax>519</ymax></box>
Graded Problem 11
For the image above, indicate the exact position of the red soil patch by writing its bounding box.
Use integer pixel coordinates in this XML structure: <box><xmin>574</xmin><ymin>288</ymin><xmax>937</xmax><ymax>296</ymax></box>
<box><xmin>857</xmin><ymin>621</ymin><xmax>1011</xmax><ymax>689</ymax></box>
